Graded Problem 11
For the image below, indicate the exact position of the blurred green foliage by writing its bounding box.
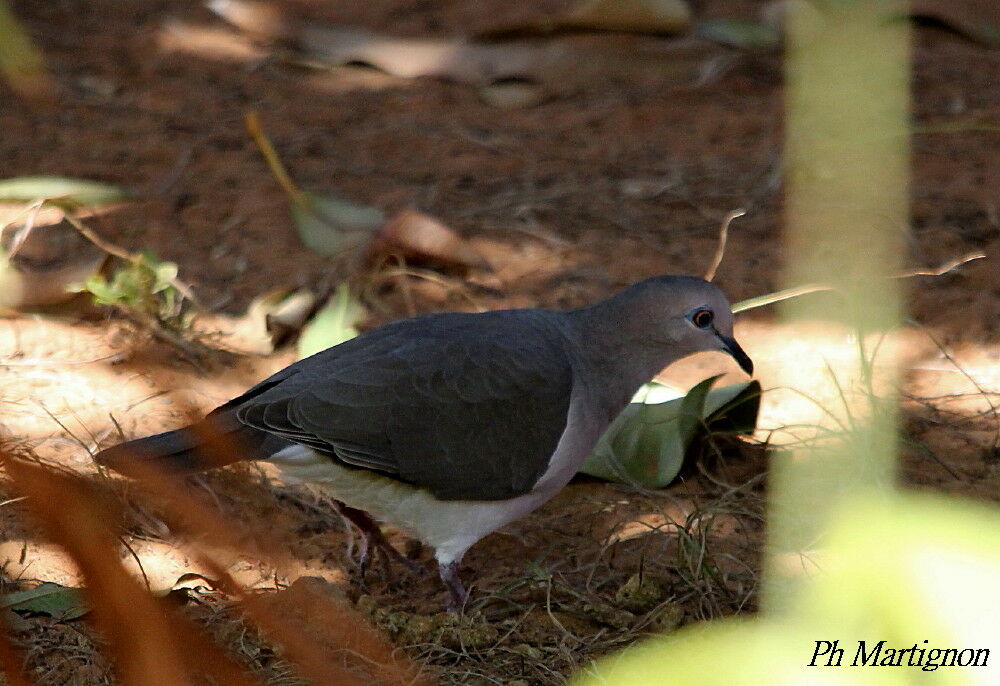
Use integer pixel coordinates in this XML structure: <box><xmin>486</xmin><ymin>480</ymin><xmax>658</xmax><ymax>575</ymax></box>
<box><xmin>0</xmin><ymin>1</ymin><xmax>53</xmax><ymax>99</ymax></box>
<box><xmin>573</xmin><ymin>494</ymin><xmax>999</xmax><ymax>685</ymax></box>
<box><xmin>83</xmin><ymin>253</ymin><xmax>191</xmax><ymax>330</ymax></box>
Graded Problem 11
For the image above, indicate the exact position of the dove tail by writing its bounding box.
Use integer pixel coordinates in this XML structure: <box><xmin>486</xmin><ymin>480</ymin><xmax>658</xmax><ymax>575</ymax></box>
<box><xmin>93</xmin><ymin>416</ymin><xmax>279</xmax><ymax>477</ymax></box>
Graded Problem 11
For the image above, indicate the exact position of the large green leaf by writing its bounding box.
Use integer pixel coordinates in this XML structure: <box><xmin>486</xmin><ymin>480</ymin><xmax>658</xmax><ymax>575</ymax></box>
<box><xmin>579</xmin><ymin>376</ymin><xmax>761</xmax><ymax>487</ymax></box>
<box><xmin>0</xmin><ymin>582</ymin><xmax>89</xmax><ymax>621</ymax></box>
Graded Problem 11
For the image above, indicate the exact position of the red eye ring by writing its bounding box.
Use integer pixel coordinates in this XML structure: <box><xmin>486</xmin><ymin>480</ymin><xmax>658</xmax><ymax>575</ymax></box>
<box><xmin>691</xmin><ymin>308</ymin><xmax>714</xmax><ymax>329</ymax></box>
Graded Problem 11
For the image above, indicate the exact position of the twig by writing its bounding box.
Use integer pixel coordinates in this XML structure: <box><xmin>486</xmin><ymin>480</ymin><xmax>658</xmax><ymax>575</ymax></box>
<box><xmin>910</xmin><ymin>321</ymin><xmax>999</xmax><ymax>445</ymax></box>
<box><xmin>60</xmin><ymin>211</ymin><xmax>131</xmax><ymax>260</ymax></box>
<box><xmin>894</xmin><ymin>251</ymin><xmax>986</xmax><ymax>279</ymax></box>
<box><xmin>4</xmin><ymin>199</ymin><xmax>45</xmax><ymax>258</ymax></box>
<box><xmin>386</xmin><ymin>255</ymin><xmax>417</xmax><ymax>318</ymax></box>
<box><xmin>244</xmin><ymin>110</ymin><xmax>306</xmax><ymax>206</ymax></box>
<box><xmin>118</xmin><ymin>535</ymin><xmax>151</xmax><ymax>591</ymax></box>
<box><xmin>375</xmin><ymin>265</ymin><xmax>486</xmax><ymax>311</ymax></box>
<box><xmin>36</xmin><ymin>403</ymin><xmax>95</xmax><ymax>458</ymax></box>
<box><xmin>121</xmin><ymin>310</ymin><xmax>208</xmax><ymax>372</ymax></box>
<box><xmin>0</xmin><ymin>352</ymin><xmax>124</xmax><ymax>367</ymax></box>
<box><xmin>704</xmin><ymin>208</ymin><xmax>746</xmax><ymax>282</ymax></box>
<box><xmin>733</xmin><ymin>251</ymin><xmax>986</xmax><ymax>313</ymax></box>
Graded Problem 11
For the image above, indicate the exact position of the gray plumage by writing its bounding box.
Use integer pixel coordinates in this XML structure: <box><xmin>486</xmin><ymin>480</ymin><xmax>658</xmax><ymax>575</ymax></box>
<box><xmin>96</xmin><ymin>275</ymin><xmax>752</xmax><ymax>609</ymax></box>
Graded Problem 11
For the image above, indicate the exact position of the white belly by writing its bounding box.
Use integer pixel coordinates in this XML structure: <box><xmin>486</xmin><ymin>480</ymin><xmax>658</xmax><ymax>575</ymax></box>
<box><xmin>265</xmin><ymin>397</ymin><xmax>603</xmax><ymax>565</ymax></box>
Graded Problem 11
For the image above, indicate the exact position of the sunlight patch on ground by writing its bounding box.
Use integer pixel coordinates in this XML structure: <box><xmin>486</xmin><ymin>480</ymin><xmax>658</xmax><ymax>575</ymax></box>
<box><xmin>0</xmin><ymin>319</ymin><xmax>290</xmax><ymax>464</ymax></box>
<box><xmin>605</xmin><ymin>504</ymin><xmax>741</xmax><ymax>545</ymax></box>
<box><xmin>730</xmin><ymin>320</ymin><xmax>984</xmax><ymax>446</ymax></box>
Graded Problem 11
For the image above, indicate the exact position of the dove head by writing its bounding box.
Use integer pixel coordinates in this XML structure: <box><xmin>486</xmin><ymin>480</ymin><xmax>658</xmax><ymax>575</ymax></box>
<box><xmin>585</xmin><ymin>275</ymin><xmax>753</xmax><ymax>378</ymax></box>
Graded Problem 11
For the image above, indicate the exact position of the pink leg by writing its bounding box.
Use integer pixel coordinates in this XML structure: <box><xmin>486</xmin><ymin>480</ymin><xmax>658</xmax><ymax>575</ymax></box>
<box><xmin>438</xmin><ymin>560</ymin><xmax>468</xmax><ymax>613</ymax></box>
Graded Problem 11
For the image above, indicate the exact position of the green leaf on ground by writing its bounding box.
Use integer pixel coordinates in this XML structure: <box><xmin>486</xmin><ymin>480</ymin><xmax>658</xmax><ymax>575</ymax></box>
<box><xmin>0</xmin><ymin>176</ymin><xmax>129</xmax><ymax>207</ymax></box>
<box><xmin>297</xmin><ymin>283</ymin><xmax>365</xmax><ymax>358</ymax></box>
<box><xmin>0</xmin><ymin>582</ymin><xmax>90</xmax><ymax>621</ymax></box>
<box><xmin>81</xmin><ymin>252</ymin><xmax>188</xmax><ymax>328</ymax></box>
<box><xmin>579</xmin><ymin>376</ymin><xmax>761</xmax><ymax>487</ymax></box>
<box><xmin>291</xmin><ymin>191</ymin><xmax>385</xmax><ymax>256</ymax></box>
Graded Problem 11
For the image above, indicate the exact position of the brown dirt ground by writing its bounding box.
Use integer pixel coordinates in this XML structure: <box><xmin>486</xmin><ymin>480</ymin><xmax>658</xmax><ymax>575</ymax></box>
<box><xmin>1</xmin><ymin>1</ymin><xmax>998</xmax><ymax>684</ymax></box>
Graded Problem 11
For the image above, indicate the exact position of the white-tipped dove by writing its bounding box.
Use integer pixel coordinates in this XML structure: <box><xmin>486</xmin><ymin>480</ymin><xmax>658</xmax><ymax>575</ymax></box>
<box><xmin>96</xmin><ymin>275</ymin><xmax>752</xmax><ymax>610</ymax></box>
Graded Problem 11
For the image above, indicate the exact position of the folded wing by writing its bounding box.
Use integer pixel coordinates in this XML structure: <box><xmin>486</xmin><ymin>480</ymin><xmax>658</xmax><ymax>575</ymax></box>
<box><xmin>220</xmin><ymin>311</ymin><xmax>574</xmax><ymax>501</ymax></box>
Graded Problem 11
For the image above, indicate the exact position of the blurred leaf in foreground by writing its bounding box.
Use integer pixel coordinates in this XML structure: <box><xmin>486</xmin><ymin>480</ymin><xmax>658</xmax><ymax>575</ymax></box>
<box><xmin>0</xmin><ymin>1</ymin><xmax>54</xmax><ymax>100</ymax></box>
<box><xmin>297</xmin><ymin>284</ymin><xmax>366</xmax><ymax>359</ymax></box>
<box><xmin>0</xmin><ymin>176</ymin><xmax>129</xmax><ymax>208</ymax></box>
<box><xmin>0</xmin><ymin>582</ymin><xmax>90</xmax><ymax>621</ymax></box>
<box><xmin>572</xmin><ymin>494</ymin><xmax>1000</xmax><ymax>685</ymax></box>
<box><xmin>579</xmin><ymin>376</ymin><xmax>761</xmax><ymax>487</ymax></box>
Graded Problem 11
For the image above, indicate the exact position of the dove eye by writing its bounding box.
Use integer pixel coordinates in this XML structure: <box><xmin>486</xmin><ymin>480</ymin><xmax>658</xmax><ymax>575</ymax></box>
<box><xmin>690</xmin><ymin>308</ymin><xmax>714</xmax><ymax>329</ymax></box>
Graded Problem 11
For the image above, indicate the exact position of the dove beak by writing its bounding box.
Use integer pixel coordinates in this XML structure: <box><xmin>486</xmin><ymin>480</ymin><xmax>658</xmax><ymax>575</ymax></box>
<box><xmin>718</xmin><ymin>333</ymin><xmax>754</xmax><ymax>376</ymax></box>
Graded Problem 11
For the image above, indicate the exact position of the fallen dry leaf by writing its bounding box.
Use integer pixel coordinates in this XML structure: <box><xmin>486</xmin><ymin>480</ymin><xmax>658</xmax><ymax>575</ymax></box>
<box><xmin>910</xmin><ymin>0</ymin><xmax>1000</xmax><ymax>47</ymax></box>
<box><xmin>297</xmin><ymin>26</ymin><xmax>564</xmax><ymax>86</ymax></box>
<box><xmin>205</xmin><ymin>0</ymin><xmax>290</xmax><ymax>39</ymax></box>
<box><xmin>226</xmin><ymin>287</ymin><xmax>317</xmax><ymax>354</ymax></box>
<box><xmin>0</xmin><ymin>204</ymin><xmax>107</xmax><ymax>308</ymax></box>
<box><xmin>211</xmin><ymin>0</ymin><xmax>588</xmax><ymax>91</ymax></box>
<box><xmin>372</xmin><ymin>209</ymin><xmax>489</xmax><ymax>271</ymax></box>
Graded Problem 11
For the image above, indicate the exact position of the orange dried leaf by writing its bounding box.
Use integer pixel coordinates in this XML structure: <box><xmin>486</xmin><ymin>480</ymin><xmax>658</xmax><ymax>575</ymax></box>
<box><xmin>4</xmin><ymin>457</ymin><xmax>189</xmax><ymax>686</ymax></box>
<box><xmin>373</xmin><ymin>209</ymin><xmax>489</xmax><ymax>270</ymax></box>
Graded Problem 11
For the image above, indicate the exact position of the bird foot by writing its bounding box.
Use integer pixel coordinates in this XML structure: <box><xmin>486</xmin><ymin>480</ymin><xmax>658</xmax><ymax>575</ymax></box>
<box><xmin>438</xmin><ymin>560</ymin><xmax>468</xmax><ymax>613</ymax></box>
<box><xmin>334</xmin><ymin>501</ymin><xmax>424</xmax><ymax>581</ymax></box>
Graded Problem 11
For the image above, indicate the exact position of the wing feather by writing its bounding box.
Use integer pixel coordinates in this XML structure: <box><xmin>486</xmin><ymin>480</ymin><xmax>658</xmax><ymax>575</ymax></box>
<box><xmin>231</xmin><ymin>310</ymin><xmax>574</xmax><ymax>500</ymax></box>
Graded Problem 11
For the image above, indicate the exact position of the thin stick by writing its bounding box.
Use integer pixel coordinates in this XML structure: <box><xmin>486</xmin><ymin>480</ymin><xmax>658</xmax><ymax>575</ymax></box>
<box><xmin>894</xmin><ymin>251</ymin><xmax>986</xmax><ymax>278</ymax></box>
<box><xmin>704</xmin><ymin>208</ymin><xmax>746</xmax><ymax>282</ymax></box>
<box><xmin>244</xmin><ymin>110</ymin><xmax>306</xmax><ymax>206</ymax></box>
<box><xmin>4</xmin><ymin>199</ymin><xmax>45</xmax><ymax>258</ymax></box>
<box><xmin>60</xmin><ymin>211</ymin><xmax>131</xmax><ymax>260</ymax></box>
<box><xmin>732</xmin><ymin>251</ymin><xmax>986</xmax><ymax>313</ymax></box>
